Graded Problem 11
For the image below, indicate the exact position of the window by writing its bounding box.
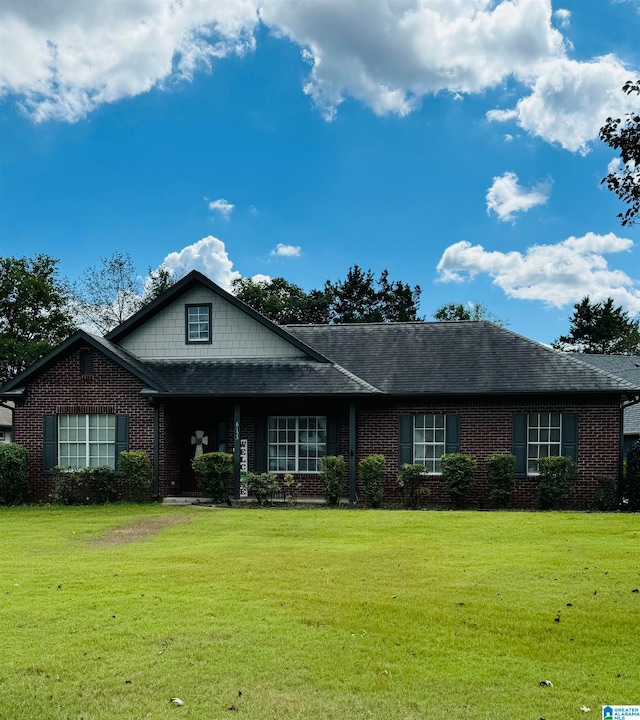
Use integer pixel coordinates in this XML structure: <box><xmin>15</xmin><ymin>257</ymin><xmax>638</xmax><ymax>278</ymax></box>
<box><xmin>58</xmin><ymin>414</ymin><xmax>116</xmax><ymax>469</ymax></box>
<box><xmin>413</xmin><ymin>414</ymin><xmax>446</xmax><ymax>473</ymax></box>
<box><xmin>268</xmin><ymin>416</ymin><xmax>327</xmax><ymax>472</ymax></box>
<box><xmin>527</xmin><ymin>412</ymin><xmax>561</xmax><ymax>474</ymax></box>
<box><xmin>512</xmin><ymin>412</ymin><xmax>577</xmax><ymax>477</ymax></box>
<box><xmin>186</xmin><ymin>304</ymin><xmax>212</xmax><ymax>343</ymax></box>
<box><xmin>398</xmin><ymin>413</ymin><xmax>459</xmax><ymax>472</ymax></box>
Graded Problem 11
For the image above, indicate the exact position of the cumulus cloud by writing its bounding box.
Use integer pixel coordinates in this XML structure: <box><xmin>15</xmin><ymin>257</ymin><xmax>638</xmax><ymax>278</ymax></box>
<box><xmin>486</xmin><ymin>171</ymin><xmax>550</xmax><ymax>221</ymax></box>
<box><xmin>486</xmin><ymin>55</ymin><xmax>639</xmax><ymax>153</ymax></box>
<box><xmin>0</xmin><ymin>0</ymin><xmax>259</xmax><ymax>122</ymax></box>
<box><xmin>436</xmin><ymin>232</ymin><xmax>640</xmax><ymax>313</ymax></box>
<box><xmin>161</xmin><ymin>235</ymin><xmax>241</xmax><ymax>291</ymax></box>
<box><xmin>1</xmin><ymin>0</ymin><xmax>638</xmax><ymax>153</ymax></box>
<box><xmin>553</xmin><ymin>8</ymin><xmax>571</xmax><ymax>27</ymax></box>
<box><xmin>271</xmin><ymin>243</ymin><xmax>301</xmax><ymax>257</ymax></box>
<box><xmin>206</xmin><ymin>197</ymin><xmax>235</xmax><ymax>218</ymax></box>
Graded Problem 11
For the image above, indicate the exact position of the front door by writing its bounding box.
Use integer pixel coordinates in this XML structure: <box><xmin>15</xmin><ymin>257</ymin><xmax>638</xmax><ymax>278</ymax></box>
<box><xmin>180</xmin><ymin>422</ymin><xmax>228</xmax><ymax>493</ymax></box>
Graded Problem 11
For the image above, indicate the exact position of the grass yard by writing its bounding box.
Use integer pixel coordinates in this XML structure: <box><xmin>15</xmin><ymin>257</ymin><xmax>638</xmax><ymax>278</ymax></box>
<box><xmin>0</xmin><ymin>505</ymin><xmax>638</xmax><ymax>720</ymax></box>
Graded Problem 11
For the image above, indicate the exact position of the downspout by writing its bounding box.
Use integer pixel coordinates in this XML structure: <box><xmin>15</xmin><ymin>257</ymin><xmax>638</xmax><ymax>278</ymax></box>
<box><xmin>233</xmin><ymin>404</ymin><xmax>241</xmax><ymax>500</ymax></box>
<box><xmin>349</xmin><ymin>403</ymin><xmax>357</xmax><ymax>507</ymax></box>
<box><xmin>153</xmin><ymin>404</ymin><xmax>160</xmax><ymax>499</ymax></box>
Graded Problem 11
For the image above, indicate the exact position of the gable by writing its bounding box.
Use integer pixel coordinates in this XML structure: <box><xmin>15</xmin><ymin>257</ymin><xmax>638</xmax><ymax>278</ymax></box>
<box><xmin>118</xmin><ymin>285</ymin><xmax>308</xmax><ymax>360</ymax></box>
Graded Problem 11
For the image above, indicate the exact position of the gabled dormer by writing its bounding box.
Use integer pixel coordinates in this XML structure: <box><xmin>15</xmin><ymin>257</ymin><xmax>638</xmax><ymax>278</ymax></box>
<box><xmin>106</xmin><ymin>271</ymin><xmax>328</xmax><ymax>362</ymax></box>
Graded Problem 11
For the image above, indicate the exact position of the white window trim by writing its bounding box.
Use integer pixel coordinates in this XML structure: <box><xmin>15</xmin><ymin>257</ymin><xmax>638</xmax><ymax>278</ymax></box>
<box><xmin>267</xmin><ymin>415</ymin><xmax>327</xmax><ymax>474</ymax></box>
<box><xmin>58</xmin><ymin>414</ymin><xmax>116</xmax><ymax>469</ymax></box>
<box><xmin>527</xmin><ymin>412</ymin><xmax>562</xmax><ymax>476</ymax></box>
<box><xmin>413</xmin><ymin>413</ymin><xmax>446</xmax><ymax>474</ymax></box>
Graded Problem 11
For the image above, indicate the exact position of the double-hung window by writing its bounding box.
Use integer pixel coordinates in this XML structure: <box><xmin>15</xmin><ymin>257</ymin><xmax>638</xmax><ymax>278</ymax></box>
<box><xmin>527</xmin><ymin>412</ymin><xmax>561</xmax><ymax>474</ymax></box>
<box><xmin>58</xmin><ymin>414</ymin><xmax>116</xmax><ymax>469</ymax></box>
<box><xmin>186</xmin><ymin>304</ymin><xmax>212</xmax><ymax>343</ymax></box>
<box><xmin>268</xmin><ymin>416</ymin><xmax>327</xmax><ymax>472</ymax></box>
<box><xmin>512</xmin><ymin>412</ymin><xmax>577</xmax><ymax>477</ymax></box>
<box><xmin>398</xmin><ymin>413</ymin><xmax>460</xmax><ymax>472</ymax></box>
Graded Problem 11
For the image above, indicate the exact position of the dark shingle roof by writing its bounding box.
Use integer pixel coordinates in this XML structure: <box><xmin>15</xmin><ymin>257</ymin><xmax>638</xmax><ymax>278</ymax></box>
<box><xmin>144</xmin><ymin>359</ymin><xmax>381</xmax><ymax>397</ymax></box>
<box><xmin>572</xmin><ymin>354</ymin><xmax>640</xmax><ymax>433</ymax></box>
<box><xmin>284</xmin><ymin>322</ymin><xmax>639</xmax><ymax>396</ymax></box>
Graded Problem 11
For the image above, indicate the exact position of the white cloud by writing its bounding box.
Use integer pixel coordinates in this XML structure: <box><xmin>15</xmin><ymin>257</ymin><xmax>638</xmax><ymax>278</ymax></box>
<box><xmin>486</xmin><ymin>55</ymin><xmax>640</xmax><ymax>153</ymax></box>
<box><xmin>553</xmin><ymin>8</ymin><xmax>571</xmax><ymax>28</ymax></box>
<box><xmin>0</xmin><ymin>0</ymin><xmax>259</xmax><ymax>122</ymax></box>
<box><xmin>206</xmin><ymin>197</ymin><xmax>235</xmax><ymax>218</ymax></box>
<box><xmin>1</xmin><ymin>0</ymin><xmax>638</xmax><ymax>155</ymax></box>
<box><xmin>607</xmin><ymin>157</ymin><xmax>622</xmax><ymax>175</ymax></box>
<box><xmin>271</xmin><ymin>243</ymin><xmax>301</xmax><ymax>257</ymax></box>
<box><xmin>162</xmin><ymin>235</ymin><xmax>241</xmax><ymax>291</ymax></box>
<box><xmin>486</xmin><ymin>171</ymin><xmax>550</xmax><ymax>221</ymax></box>
<box><xmin>436</xmin><ymin>232</ymin><xmax>640</xmax><ymax>313</ymax></box>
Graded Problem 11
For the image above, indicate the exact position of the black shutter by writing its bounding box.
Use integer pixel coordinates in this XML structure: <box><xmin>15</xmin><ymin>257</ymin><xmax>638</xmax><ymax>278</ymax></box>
<box><xmin>43</xmin><ymin>414</ymin><xmax>57</xmax><ymax>473</ymax></box>
<box><xmin>512</xmin><ymin>413</ymin><xmax>527</xmax><ymax>478</ymax></box>
<box><xmin>326</xmin><ymin>418</ymin><xmax>339</xmax><ymax>456</ymax></box>
<box><xmin>254</xmin><ymin>418</ymin><xmax>267</xmax><ymax>473</ymax></box>
<box><xmin>562</xmin><ymin>413</ymin><xmax>578</xmax><ymax>463</ymax></box>
<box><xmin>445</xmin><ymin>414</ymin><xmax>460</xmax><ymax>454</ymax></box>
<box><xmin>115</xmin><ymin>415</ymin><xmax>129</xmax><ymax>467</ymax></box>
<box><xmin>399</xmin><ymin>415</ymin><xmax>413</xmax><ymax>467</ymax></box>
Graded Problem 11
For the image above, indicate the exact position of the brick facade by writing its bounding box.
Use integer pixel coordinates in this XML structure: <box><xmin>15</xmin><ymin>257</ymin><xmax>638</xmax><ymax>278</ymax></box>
<box><xmin>9</xmin><ymin>342</ymin><xmax>624</xmax><ymax>510</ymax></box>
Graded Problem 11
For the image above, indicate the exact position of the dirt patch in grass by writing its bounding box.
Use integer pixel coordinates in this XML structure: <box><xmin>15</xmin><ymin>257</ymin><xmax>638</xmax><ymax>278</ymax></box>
<box><xmin>86</xmin><ymin>513</ymin><xmax>193</xmax><ymax>547</ymax></box>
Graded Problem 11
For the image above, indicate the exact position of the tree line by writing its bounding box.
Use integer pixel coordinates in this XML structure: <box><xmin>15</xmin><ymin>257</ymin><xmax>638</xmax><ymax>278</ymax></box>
<box><xmin>1</xmin><ymin>78</ymin><xmax>638</xmax><ymax>384</ymax></box>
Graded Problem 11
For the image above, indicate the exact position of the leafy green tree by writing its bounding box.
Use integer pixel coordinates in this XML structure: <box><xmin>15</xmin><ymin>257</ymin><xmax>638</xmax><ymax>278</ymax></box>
<box><xmin>233</xmin><ymin>266</ymin><xmax>421</xmax><ymax>325</ymax></box>
<box><xmin>433</xmin><ymin>301</ymin><xmax>503</xmax><ymax>324</ymax></box>
<box><xmin>553</xmin><ymin>296</ymin><xmax>640</xmax><ymax>354</ymax></box>
<box><xmin>142</xmin><ymin>265</ymin><xmax>179</xmax><ymax>303</ymax></box>
<box><xmin>0</xmin><ymin>254</ymin><xmax>76</xmax><ymax>385</ymax></box>
<box><xmin>600</xmin><ymin>80</ymin><xmax>640</xmax><ymax>227</ymax></box>
<box><xmin>325</xmin><ymin>265</ymin><xmax>422</xmax><ymax>323</ymax></box>
<box><xmin>232</xmin><ymin>277</ymin><xmax>331</xmax><ymax>324</ymax></box>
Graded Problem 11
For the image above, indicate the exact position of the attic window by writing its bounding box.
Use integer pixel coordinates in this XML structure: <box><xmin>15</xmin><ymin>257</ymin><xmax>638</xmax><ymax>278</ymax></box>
<box><xmin>186</xmin><ymin>304</ymin><xmax>212</xmax><ymax>344</ymax></box>
<box><xmin>80</xmin><ymin>350</ymin><xmax>94</xmax><ymax>376</ymax></box>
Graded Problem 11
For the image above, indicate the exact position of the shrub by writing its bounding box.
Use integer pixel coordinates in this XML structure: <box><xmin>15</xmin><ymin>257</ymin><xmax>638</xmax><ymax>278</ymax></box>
<box><xmin>626</xmin><ymin>440</ymin><xmax>640</xmax><ymax>511</ymax></box>
<box><xmin>441</xmin><ymin>453</ymin><xmax>477</xmax><ymax>508</ymax></box>
<box><xmin>537</xmin><ymin>456</ymin><xmax>577</xmax><ymax>510</ymax></box>
<box><xmin>246</xmin><ymin>472</ymin><xmax>280</xmax><ymax>505</ymax></box>
<box><xmin>282</xmin><ymin>473</ymin><xmax>301</xmax><ymax>505</ymax></box>
<box><xmin>397</xmin><ymin>463</ymin><xmax>428</xmax><ymax>509</ymax></box>
<box><xmin>593</xmin><ymin>476</ymin><xmax>618</xmax><ymax>511</ymax></box>
<box><xmin>320</xmin><ymin>455</ymin><xmax>345</xmax><ymax>506</ymax></box>
<box><xmin>192</xmin><ymin>452</ymin><xmax>233</xmax><ymax>502</ymax></box>
<box><xmin>50</xmin><ymin>466</ymin><xmax>117</xmax><ymax>505</ymax></box>
<box><xmin>359</xmin><ymin>454</ymin><xmax>385</xmax><ymax>508</ymax></box>
<box><xmin>486</xmin><ymin>454</ymin><xmax>515</xmax><ymax>508</ymax></box>
<box><xmin>119</xmin><ymin>451</ymin><xmax>153</xmax><ymax>502</ymax></box>
<box><xmin>0</xmin><ymin>443</ymin><xmax>29</xmax><ymax>505</ymax></box>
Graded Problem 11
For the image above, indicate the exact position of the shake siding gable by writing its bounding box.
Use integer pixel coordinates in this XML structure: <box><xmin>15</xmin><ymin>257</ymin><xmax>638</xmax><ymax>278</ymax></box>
<box><xmin>118</xmin><ymin>286</ymin><xmax>307</xmax><ymax>360</ymax></box>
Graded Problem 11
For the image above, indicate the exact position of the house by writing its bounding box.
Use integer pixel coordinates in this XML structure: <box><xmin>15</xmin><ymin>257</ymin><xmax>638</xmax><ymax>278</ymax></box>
<box><xmin>0</xmin><ymin>402</ymin><xmax>12</xmax><ymax>443</ymax></box>
<box><xmin>571</xmin><ymin>354</ymin><xmax>640</xmax><ymax>458</ymax></box>
<box><xmin>1</xmin><ymin>270</ymin><xmax>639</xmax><ymax>508</ymax></box>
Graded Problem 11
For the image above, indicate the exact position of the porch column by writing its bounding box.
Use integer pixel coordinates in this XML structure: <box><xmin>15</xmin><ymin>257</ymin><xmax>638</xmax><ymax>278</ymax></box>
<box><xmin>349</xmin><ymin>403</ymin><xmax>357</xmax><ymax>506</ymax></box>
<box><xmin>233</xmin><ymin>403</ymin><xmax>241</xmax><ymax>499</ymax></box>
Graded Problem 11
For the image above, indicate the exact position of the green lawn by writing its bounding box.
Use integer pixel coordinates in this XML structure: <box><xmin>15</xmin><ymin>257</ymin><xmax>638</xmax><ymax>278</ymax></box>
<box><xmin>0</xmin><ymin>505</ymin><xmax>638</xmax><ymax>719</ymax></box>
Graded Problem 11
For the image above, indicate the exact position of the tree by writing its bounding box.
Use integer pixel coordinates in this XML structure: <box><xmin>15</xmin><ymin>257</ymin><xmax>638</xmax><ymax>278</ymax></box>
<box><xmin>325</xmin><ymin>265</ymin><xmax>422</xmax><ymax>323</ymax></box>
<box><xmin>232</xmin><ymin>277</ymin><xmax>331</xmax><ymax>324</ymax></box>
<box><xmin>0</xmin><ymin>254</ymin><xmax>76</xmax><ymax>385</ymax></box>
<box><xmin>233</xmin><ymin>267</ymin><xmax>422</xmax><ymax>325</ymax></box>
<box><xmin>553</xmin><ymin>296</ymin><xmax>640</xmax><ymax>355</ymax></box>
<box><xmin>599</xmin><ymin>80</ymin><xmax>640</xmax><ymax>227</ymax></box>
<box><xmin>433</xmin><ymin>301</ymin><xmax>503</xmax><ymax>324</ymax></box>
<box><xmin>73</xmin><ymin>253</ymin><xmax>178</xmax><ymax>334</ymax></box>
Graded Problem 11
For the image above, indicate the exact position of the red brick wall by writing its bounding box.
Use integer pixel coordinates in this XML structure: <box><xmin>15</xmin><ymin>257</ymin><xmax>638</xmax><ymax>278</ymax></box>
<box><xmin>12</xmin><ymin>344</ymin><xmax>623</xmax><ymax>510</ymax></box>
<box><xmin>12</xmin><ymin>344</ymin><xmax>155</xmax><ymax>501</ymax></box>
<box><xmin>355</xmin><ymin>396</ymin><xmax>621</xmax><ymax>509</ymax></box>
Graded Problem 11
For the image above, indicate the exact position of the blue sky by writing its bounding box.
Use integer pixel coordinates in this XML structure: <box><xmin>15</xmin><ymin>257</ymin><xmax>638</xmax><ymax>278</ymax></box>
<box><xmin>1</xmin><ymin>0</ymin><xmax>639</xmax><ymax>344</ymax></box>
